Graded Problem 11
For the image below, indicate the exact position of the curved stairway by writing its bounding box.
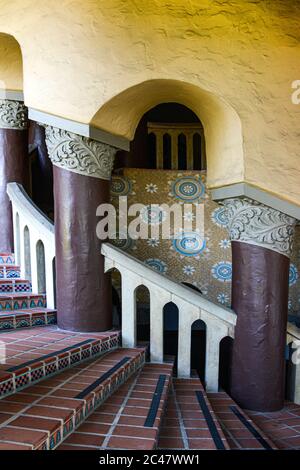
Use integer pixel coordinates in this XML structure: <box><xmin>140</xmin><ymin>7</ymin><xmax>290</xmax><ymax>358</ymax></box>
<box><xmin>0</xmin><ymin>253</ymin><xmax>299</xmax><ymax>450</ymax></box>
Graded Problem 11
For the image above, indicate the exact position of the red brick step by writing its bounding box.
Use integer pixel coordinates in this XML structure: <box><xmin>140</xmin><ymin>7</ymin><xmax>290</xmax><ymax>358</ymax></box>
<box><xmin>58</xmin><ymin>362</ymin><xmax>173</xmax><ymax>450</ymax></box>
<box><xmin>0</xmin><ymin>347</ymin><xmax>145</xmax><ymax>450</ymax></box>
<box><xmin>0</xmin><ymin>326</ymin><xmax>119</xmax><ymax>399</ymax></box>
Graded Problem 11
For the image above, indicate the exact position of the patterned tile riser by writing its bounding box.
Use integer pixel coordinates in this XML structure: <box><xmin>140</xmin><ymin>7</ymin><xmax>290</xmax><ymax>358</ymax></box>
<box><xmin>0</xmin><ymin>281</ymin><xmax>32</xmax><ymax>294</ymax></box>
<box><xmin>0</xmin><ymin>336</ymin><xmax>120</xmax><ymax>399</ymax></box>
<box><xmin>0</xmin><ymin>296</ymin><xmax>46</xmax><ymax>311</ymax></box>
<box><xmin>0</xmin><ymin>312</ymin><xmax>56</xmax><ymax>332</ymax></box>
<box><xmin>0</xmin><ymin>255</ymin><xmax>15</xmax><ymax>265</ymax></box>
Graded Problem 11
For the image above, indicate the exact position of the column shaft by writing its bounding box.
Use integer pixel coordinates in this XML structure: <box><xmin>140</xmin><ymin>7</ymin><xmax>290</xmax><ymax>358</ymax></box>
<box><xmin>230</xmin><ymin>241</ymin><xmax>289</xmax><ymax>411</ymax></box>
<box><xmin>0</xmin><ymin>128</ymin><xmax>28</xmax><ymax>252</ymax></box>
<box><xmin>53</xmin><ymin>166</ymin><xmax>112</xmax><ymax>332</ymax></box>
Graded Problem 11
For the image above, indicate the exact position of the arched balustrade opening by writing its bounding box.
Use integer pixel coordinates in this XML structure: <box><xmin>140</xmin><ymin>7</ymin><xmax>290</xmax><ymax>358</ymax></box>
<box><xmin>190</xmin><ymin>319</ymin><xmax>206</xmax><ymax>380</ymax></box>
<box><xmin>36</xmin><ymin>240</ymin><xmax>46</xmax><ymax>294</ymax></box>
<box><xmin>23</xmin><ymin>226</ymin><xmax>31</xmax><ymax>281</ymax></box>
<box><xmin>15</xmin><ymin>212</ymin><xmax>20</xmax><ymax>264</ymax></box>
<box><xmin>110</xmin><ymin>268</ymin><xmax>122</xmax><ymax>329</ymax></box>
<box><xmin>163</xmin><ymin>302</ymin><xmax>179</xmax><ymax>372</ymax></box>
<box><xmin>135</xmin><ymin>285</ymin><xmax>150</xmax><ymax>345</ymax></box>
<box><xmin>218</xmin><ymin>336</ymin><xmax>233</xmax><ymax>393</ymax></box>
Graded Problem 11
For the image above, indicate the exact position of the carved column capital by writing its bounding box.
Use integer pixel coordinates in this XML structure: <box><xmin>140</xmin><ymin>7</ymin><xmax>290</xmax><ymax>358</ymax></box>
<box><xmin>0</xmin><ymin>99</ymin><xmax>28</xmax><ymax>130</ymax></box>
<box><xmin>222</xmin><ymin>197</ymin><xmax>297</xmax><ymax>258</ymax></box>
<box><xmin>44</xmin><ymin>125</ymin><xmax>118</xmax><ymax>180</ymax></box>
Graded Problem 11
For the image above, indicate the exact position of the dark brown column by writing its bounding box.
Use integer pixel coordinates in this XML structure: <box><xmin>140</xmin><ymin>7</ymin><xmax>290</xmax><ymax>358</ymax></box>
<box><xmin>53</xmin><ymin>166</ymin><xmax>112</xmax><ymax>332</ymax></box>
<box><xmin>223</xmin><ymin>197</ymin><xmax>296</xmax><ymax>412</ymax></box>
<box><xmin>45</xmin><ymin>125</ymin><xmax>117</xmax><ymax>332</ymax></box>
<box><xmin>0</xmin><ymin>101</ymin><xmax>28</xmax><ymax>252</ymax></box>
<box><xmin>230</xmin><ymin>241</ymin><xmax>289</xmax><ymax>411</ymax></box>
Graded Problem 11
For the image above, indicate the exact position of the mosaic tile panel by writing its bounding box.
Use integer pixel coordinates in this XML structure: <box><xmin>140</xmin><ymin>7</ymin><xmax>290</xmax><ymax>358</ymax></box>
<box><xmin>111</xmin><ymin>169</ymin><xmax>300</xmax><ymax>313</ymax></box>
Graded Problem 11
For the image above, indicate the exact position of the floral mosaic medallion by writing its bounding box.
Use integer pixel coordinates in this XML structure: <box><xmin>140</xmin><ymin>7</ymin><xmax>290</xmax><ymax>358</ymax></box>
<box><xmin>145</xmin><ymin>258</ymin><xmax>168</xmax><ymax>274</ymax></box>
<box><xmin>211</xmin><ymin>262</ymin><xmax>232</xmax><ymax>282</ymax></box>
<box><xmin>169</xmin><ymin>175</ymin><xmax>205</xmax><ymax>202</ymax></box>
<box><xmin>140</xmin><ymin>205</ymin><xmax>166</xmax><ymax>225</ymax></box>
<box><xmin>289</xmin><ymin>264</ymin><xmax>299</xmax><ymax>287</ymax></box>
<box><xmin>217</xmin><ymin>292</ymin><xmax>230</xmax><ymax>305</ymax></box>
<box><xmin>172</xmin><ymin>231</ymin><xmax>206</xmax><ymax>257</ymax></box>
<box><xmin>211</xmin><ymin>207</ymin><xmax>228</xmax><ymax>228</ymax></box>
<box><xmin>111</xmin><ymin>176</ymin><xmax>133</xmax><ymax>197</ymax></box>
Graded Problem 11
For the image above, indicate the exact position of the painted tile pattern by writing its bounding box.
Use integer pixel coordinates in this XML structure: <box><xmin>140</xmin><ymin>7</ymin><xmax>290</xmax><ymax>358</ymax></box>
<box><xmin>111</xmin><ymin>169</ymin><xmax>300</xmax><ymax>313</ymax></box>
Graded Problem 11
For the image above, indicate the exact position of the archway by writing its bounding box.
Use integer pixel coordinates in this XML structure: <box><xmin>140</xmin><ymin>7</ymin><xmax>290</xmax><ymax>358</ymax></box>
<box><xmin>163</xmin><ymin>302</ymin><xmax>179</xmax><ymax>371</ymax></box>
<box><xmin>0</xmin><ymin>33</ymin><xmax>23</xmax><ymax>94</ymax></box>
<box><xmin>190</xmin><ymin>319</ymin><xmax>206</xmax><ymax>380</ymax></box>
<box><xmin>91</xmin><ymin>79</ymin><xmax>244</xmax><ymax>189</ymax></box>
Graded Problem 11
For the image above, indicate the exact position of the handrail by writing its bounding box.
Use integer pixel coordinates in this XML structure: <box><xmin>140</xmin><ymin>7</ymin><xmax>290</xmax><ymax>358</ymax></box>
<box><xmin>101</xmin><ymin>243</ymin><xmax>236</xmax><ymax>328</ymax></box>
<box><xmin>7</xmin><ymin>182</ymin><xmax>56</xmax><ymax>309</ymax></box>
<box><xmin>7</xmin><ymin>183</ymin><xmax>54</xmax><ymax>233</ymax></box>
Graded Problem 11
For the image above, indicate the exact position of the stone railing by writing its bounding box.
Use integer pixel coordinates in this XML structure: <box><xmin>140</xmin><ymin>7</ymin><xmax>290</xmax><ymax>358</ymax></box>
<box><xmin>102</xmin><ymin>243</ymin><xmax>236</xmax><ymax>392</ymax></box>
<box><xmin>286</xmin><ymin>322</ymin><xmax>300</xmax><ymax>405</ymax></box>
<box><xmin>7</xmin><ymin>183</ymin><xmax>56</xmax><ymax>309</ymax></box>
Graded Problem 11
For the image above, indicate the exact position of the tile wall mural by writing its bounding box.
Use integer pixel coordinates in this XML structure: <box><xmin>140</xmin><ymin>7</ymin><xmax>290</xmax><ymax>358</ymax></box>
<box><xmin>110</xmin><ymin>169</ymin><xmax>300</xmax><ymax>314</ymax></box>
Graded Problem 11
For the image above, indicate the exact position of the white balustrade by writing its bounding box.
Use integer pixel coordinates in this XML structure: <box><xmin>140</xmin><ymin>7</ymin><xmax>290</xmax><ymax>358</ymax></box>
<box><xmin>287</xmin><ymin>322</ymin><xmax>300</xmax><ymax>405</ymax></box>
<box><xmin>7</xmin><ymin>182</ymin><xmax>56</xmax><ymax>309</ymax></box>
<box><xmin>102</xmin><ymin>243</ymin><xmax>236</xmax><ymax>391</ymax></box>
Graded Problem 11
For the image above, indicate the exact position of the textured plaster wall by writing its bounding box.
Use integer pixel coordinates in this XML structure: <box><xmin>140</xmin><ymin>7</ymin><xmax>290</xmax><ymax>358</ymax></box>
<box><xmin>0</xmin><ymin>1</ymin><xmax>299</xmax><ymax>204</ymax></box>
<box><xmin>110</xmin><ymin>169</ymin><xmax>300</xmax><ymax>314</ymax></box>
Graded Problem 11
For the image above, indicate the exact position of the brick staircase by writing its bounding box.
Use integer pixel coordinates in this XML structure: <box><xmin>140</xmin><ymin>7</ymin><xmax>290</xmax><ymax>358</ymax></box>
<box><xmin>0</xmin><ymin>252</ymin><xmax>56</xmax><ymax>332</ymax></box>
<box><xmin>0</xmin><ymin>253</ymin><xmax>300</xmax><ymax>450</ymax></box>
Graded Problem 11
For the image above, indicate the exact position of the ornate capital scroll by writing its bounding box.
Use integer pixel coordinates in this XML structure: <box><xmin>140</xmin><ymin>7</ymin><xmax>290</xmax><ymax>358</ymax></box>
<box><xmin>44</xmin><ymin>125</ymin><xmax>118</xmax><ymax>180</ymax></box>
<box><xmin>222</xmin><ymin>197</ymin><xmax>297</xmax><ymax>258</ymax></box>
<box><xmin>0</xmin><ymin>99</ymin><xmax>28</xmax><ymax>130</ymax></box>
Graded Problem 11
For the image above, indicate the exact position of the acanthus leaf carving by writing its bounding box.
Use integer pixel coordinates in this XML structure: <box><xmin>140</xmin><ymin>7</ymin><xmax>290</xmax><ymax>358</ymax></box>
<box><xmin>222</xmin><ymin>198</ymin><xmax>297</xmax><ymax>258</ymax></box>
<box><xmin>0</xmin><ymin>99</ymin><xmax>28</xmax><ymax>130</ymax></box>
<box><xmin>44</xmin><ymin>126</ymin><xmax>117</xmax><ymax>180</ymax></box>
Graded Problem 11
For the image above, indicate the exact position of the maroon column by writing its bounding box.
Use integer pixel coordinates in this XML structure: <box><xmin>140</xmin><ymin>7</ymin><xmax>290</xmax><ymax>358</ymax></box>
<box><xmin>230</xmin><ymin>241</ymin><xmax>290</xmax><ymax>411</ymax></box>
<box><xmin>0</xmin><ymin>127</ymin><xmax>28</xmax><ymax>252</ymax></box>
<box><xmin>53</xmin><ymin>166</ymin><xmax>112</xmax><ymax>332</ymax></box>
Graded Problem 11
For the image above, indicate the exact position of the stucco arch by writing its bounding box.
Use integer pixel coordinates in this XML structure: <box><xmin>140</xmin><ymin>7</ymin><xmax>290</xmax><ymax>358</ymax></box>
<box><xmin>91</xmin><ymin>79</ymin><xmax>244</xmax><ymax>189</ymax></box>
<box><xmin>0</xmin><ymin>33</ymin><xmax>23</xmax><ymax>93</ymax></box>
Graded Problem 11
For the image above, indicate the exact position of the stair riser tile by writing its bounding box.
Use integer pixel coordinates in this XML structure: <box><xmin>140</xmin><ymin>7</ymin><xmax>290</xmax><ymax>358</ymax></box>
<box><xmin>0</xmin><ymin>336</ymin><xmax>120</xmax><ymax>400</ymax></box>
<box><xmin>0</xmin><ymin>312</ymin><xmax>57</xmax><ymax>332</ymax></box>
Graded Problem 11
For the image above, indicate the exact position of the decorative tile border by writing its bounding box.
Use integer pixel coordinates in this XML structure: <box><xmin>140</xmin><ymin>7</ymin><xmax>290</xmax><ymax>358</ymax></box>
<box><xmin>0</xmin><ymin>332</ymin><xmax>120</xmax><ymax>400</ymax></box>
<box><xmin>0</xmin><ymin>294</ymin><xmax>46</xmax><ymax>311</ymax></box>
<box><xmin>0</xmin><ymin>310</ymin><xmax>57</xmax><ymax>331</ymax></box>
<box><xmin>0</xmin><ymin>254</ymin><xmax>15</xmax><ymax>265</ymax></box>
<box><xmin>0</xmin><ymin>279</ymin><xmax>32</xmax><ymax>293</ymax></box>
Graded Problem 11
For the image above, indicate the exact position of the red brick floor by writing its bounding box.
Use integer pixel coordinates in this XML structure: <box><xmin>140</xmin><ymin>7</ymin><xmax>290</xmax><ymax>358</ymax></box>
<box><xmin>247</xmin><ymin>402</ymin><xmax>300</xmax><ymax>450</ymax></box>
<box><xmin>208</xmin><ymin>392</ymin><xmax>277</xmax><ymax>450</ymax></box>
<box><xmin>0</xmin><ymin>347</ymin><xmax>144</xmax><ymax>450</ymax></box>
<box><xmin>158</xmin><ymin>379</ymin><xmax>229</xmax><ymax>450</ymax></box>
<box><xmin>58</xmin><ymin>363</ymin><xmax>173</xmax><ymax>450</ymax></box>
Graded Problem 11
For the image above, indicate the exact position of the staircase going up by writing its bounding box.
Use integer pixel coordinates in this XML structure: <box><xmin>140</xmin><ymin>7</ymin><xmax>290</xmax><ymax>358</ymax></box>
<box><xmin>0</xmin><ymin>252</ymin><xmax>300</xmax><ymax>450</ymax></box>
<box><xmin>0</xmin><ymin>252</ymin><xmax>56</xmax><ymax>332</ymax></box>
